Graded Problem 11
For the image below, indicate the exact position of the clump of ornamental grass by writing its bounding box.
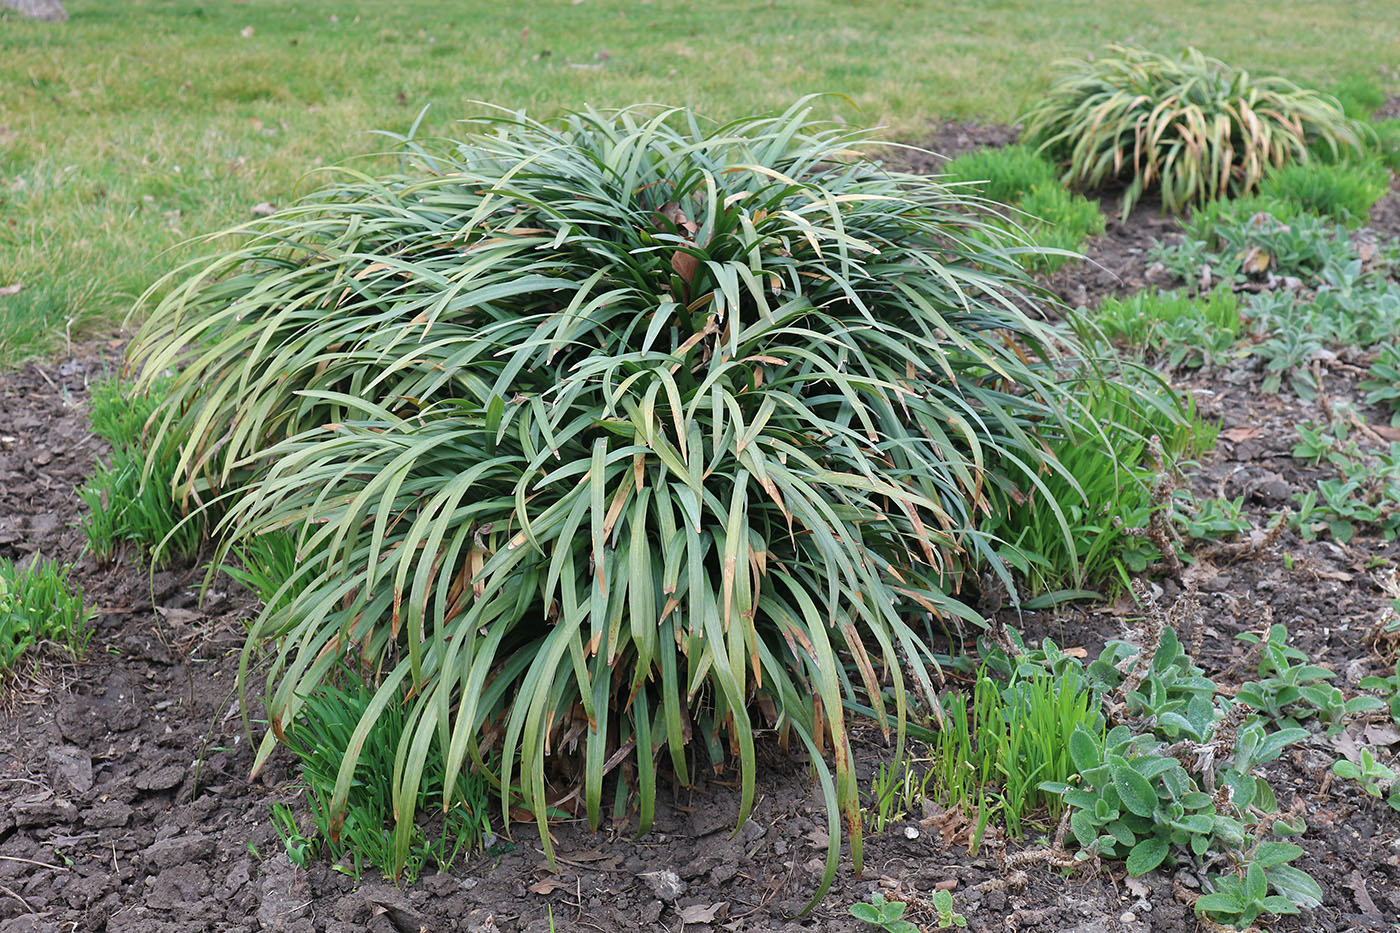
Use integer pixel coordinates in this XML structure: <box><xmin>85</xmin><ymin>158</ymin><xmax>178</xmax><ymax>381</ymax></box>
<box><xmin>126</xmin><ymin>99</ymin><xmax>1124</xmax><ymax>901</ymax></box>
<box><xmin>1023</xmin><ymin>44</ymin><xmax>1368</xmax><ymax>217</ymax></box>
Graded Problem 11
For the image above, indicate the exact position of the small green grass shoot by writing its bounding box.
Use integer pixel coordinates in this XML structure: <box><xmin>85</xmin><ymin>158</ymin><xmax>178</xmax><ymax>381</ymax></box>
<box><xmin>930</xmin><ymin>664</ymin><xmax>1104</xmax><ymax>838</ymax></box>
<box><xmin>0</xmin><ymin>554</ymin><xmax>94</xmax><ymax>673</ymax></box>
<box><xmin>1256</xmin><ymin>158</ymin><xmax>1389</xmax><ymax>227</ymax></box>
<box><xmin>80</xmin><ymin>378</ymin><xmax>204</xmax><ymax>565</ymax></box>
<box><xmin>277</xmin><ymin>682</ymin><xmax>492</xmax><ymax>882</ymax></box>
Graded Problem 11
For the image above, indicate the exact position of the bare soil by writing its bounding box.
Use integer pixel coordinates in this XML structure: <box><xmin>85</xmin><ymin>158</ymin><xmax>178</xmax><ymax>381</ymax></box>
<box><xmin>2</xmin><ymin>152</ymin><xmax>1400</xmax><ymax>933</ymax></box>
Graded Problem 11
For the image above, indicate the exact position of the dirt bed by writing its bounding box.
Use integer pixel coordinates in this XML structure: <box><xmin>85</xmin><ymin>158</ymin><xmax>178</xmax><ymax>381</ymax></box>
<box><xmin>3</xmin><ymin>164</ymin><xmax>1400</xmax><ymax>933</ymax></box>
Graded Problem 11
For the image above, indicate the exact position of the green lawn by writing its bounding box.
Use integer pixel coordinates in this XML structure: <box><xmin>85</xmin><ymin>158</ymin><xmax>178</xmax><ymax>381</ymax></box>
<box><xmin>3</xmin><ymin>0</ymin><xmax>1398</xmax><ymax>363</ymax></box>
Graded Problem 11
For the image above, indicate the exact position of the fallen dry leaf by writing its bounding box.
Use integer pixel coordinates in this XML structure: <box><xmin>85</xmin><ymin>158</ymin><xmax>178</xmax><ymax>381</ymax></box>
<box><xmin>1332</xmin><ymin>727</ymin><xmax>1362</xmax><ymax>765</ymax></box>
<box><xmin>677</xmin><ymin>902</ymin><xmax>726</xmax><ymax>924</ymax></box>
<box><xmin>1242</xmin><ymin>245</ymin><xmax>1272</xmax><ymax>275</ymax></box>
<box><xmin>1220</xmin><ymin>426</ymin><xmax>1263</xmax><ymax>443</ymax></box>
<box><xmin>1364</xmin><ymin>722</ymin><xmax>1400</xmax><ymax>747</ymax></box>
<box><xmin>0</xmin><ymin>283</ymin><xmax>21</xmax><ymax>297</ymax></box>
<box><xmin>1062</xmin><ymin>646</ymin><xmax>1088</xmax><ymax>658</ymax></box>
<box><xmin>1372</xmin><ymin>424</ymin><xmax>1400</xmax><ymax>443</ymax></box>
<box><xmin>527</xmin><ymin>876</ymin><xmax>566</xmax><ymax>895</ymax></box>
<box><xmin>154</xmin><ymin>606</ymin><xmax>201</xmax><ymax>626</ymax></box>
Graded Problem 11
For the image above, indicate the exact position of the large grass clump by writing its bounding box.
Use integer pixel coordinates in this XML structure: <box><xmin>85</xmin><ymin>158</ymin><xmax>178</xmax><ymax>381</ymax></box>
<box><xmin>1023</xmin><ymin>44</ymin><xmax>1368</xmax><ymax>217</ymax></box>
<box><xmin>127</xmin><ymin>101</ymin><xmax>1118</xmax><ymax>897</ymax></box>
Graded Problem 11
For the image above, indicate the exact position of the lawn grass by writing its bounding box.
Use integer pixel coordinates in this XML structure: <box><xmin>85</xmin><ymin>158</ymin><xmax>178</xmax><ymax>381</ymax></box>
<box><xmin>3</xmin><ymin>0</ymin><xmax>1398</xmax><ymax>364</ymax></box>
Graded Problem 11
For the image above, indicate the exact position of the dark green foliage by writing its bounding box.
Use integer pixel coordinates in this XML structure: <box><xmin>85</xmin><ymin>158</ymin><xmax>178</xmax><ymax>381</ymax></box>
<box><xmin>127</xmin><ymin>101</ymin><xmax>1122</xmax><ymax>898</ymax></box>
<box><xmin>81</xmin><ymin>379</ymin><xmax>204</xmax><ymax>565</ymax></box>
<box><xmin>0</xmin><ymin>555</ymin><xmax>93</xmax><ymax>672</ymax></box>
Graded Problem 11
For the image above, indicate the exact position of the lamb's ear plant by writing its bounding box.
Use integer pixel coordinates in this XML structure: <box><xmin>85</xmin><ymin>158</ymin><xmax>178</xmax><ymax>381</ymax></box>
<box><xmin>930</xmin><ymin>889</ymin><xmax>967</xmax><ymax>929</ymax></box>
<box><xmin>1332</xmin><ymin>747</ymin><xmax>1400</xmax><ymax>811</ymax></box>
<box><xmin>1361</xmin><ymin>343</ymin><xmax>1400</xmax><ymax>426</ymax></box>
<box><xmin>1038</xmin><ymin>588</ymin><xmax>1321</xmax><ymax>929</ymax></box>
<box><xmin>850</xmin><ymin>893</ymin><xmax>917</xmax><ymax>933</ymax></box>
<box><xmin>1360</xmin><ymin>659</ymin><xmax>1400</xmax><ymax>725</ymax></box>
<box><xmin>1023</xmin><ymin>44</ymin><xmax>1367</xmax><ymax>217</ymax></box>
<box><xmin>125</xmin><ymin>99</ymin><xmax>1124</xmax><ymax>903</ymax></box>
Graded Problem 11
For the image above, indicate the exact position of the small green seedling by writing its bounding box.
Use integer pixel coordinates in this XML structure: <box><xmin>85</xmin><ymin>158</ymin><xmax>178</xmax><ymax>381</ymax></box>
<box><xmin>269</xmin><ymin>803</ymin><xmax>315</xmax><ymax>867</ymax></box>
<box><xmin>1176</xmin><ymin>494</ymin><xmax>1251</xmax><ymax>542</ymax></box>
<box><xmin>866</xmin><ymin>759</ymin><xmax>932</xmax><ymax>835</ymax></box>
<box><xmin>931</xmin><ymin>889</ymin><xmax>967</xmax><ymax>928</ymax></box>
<box><xmin>0</xmin><ymin>555</ymin><xmax>94</xmax><ymax>672</ymax></box>
<box><xmin>1360</xmin><ymin>659</ymin><xmax>1400</xmax><ymax>725</ymax></box>
<box><xmin>1332</xmin><ymin>748</ymin><xmax>1400</xmax><ymax>811</ymax></box>
<box><xmin>1196</xmin><ymin>861</ymin><xmax>1307</xmax><ymax>928</ymax></box>
<box><xmin>850</xmin><ymin>893</ymin><xmax>918</xmax><ymax>933</ymax></box>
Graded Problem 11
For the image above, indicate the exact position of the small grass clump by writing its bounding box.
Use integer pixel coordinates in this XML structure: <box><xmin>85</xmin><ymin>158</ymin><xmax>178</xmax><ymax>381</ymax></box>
<box><xmin>1372</xmin><ymin>120</ymin><xmax>1400</xmax><ymax>172</ymax></box>
<box><xmin>944</xmin><ymin>146</ymin><xmax>1103</xmax><ymax>271</ymax></box>
<box><xmin>80</xmin><ymin>379</ymin><xmax>204</xmax><ymax>565</ymax></box>
<box><xmin>931</xmin><ymin>662</ymin><xmax>1104</xmax><ymax>838</ymax></box>
<box><xmin>1013</xmin><ymin>184</ymin><xmax>1106</xmax><ymax>271</ymax></box>
<box><xmin>1094</xmin><ymin>288</ymin><xmax>1243</xmax><ymax>369</ymax></box>
<box><xmin>981</xmin><ymin>374</ymin><xmax>1206</xmax><ymax>596</ymax></box>
<box><xmin>943</xmin><ymin>145</ymin><xmax>1059</xmax><ymax>204</ymax></box>
<box><xmin>276</xmin><ymin>683</ymin><xmax>492</xmax><ymax>881</ymax></box>
<box><xmin>220</xmin><ymin>531</ymin><xmax>299</xmax><ymax>619</ymax></box>
<box><xmin>1024</xmin><ymin>44</ymin><xmax>1367</xmax><ymax>216</ymax></box>
<box><xmin>1256</xmin><ymin>158</ymin><xmax>1389</xmax><ymax>227</ymax></box>
<box><xmin>0</xmin><ymin>555</ymin><xmax>93</xmax><ymax>673</ymax></box>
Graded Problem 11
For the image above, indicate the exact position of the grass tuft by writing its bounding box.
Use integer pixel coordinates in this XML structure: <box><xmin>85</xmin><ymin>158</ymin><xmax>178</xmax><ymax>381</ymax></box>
<box><xmin>126</xmin><ymin>101</ymin><xmax>1136</xmax><ymax>900</ymax></box>
<box><xmin>277</xmin><ymin>683</ymin><xmax>492</xmax><ymax>881</ymax></box>
<box><xmin>0</xmin><ymin>555</ymin><xmax>93</xmax><ymax>673</ymax></box>
<box><xmin>943</xmin><ymin>145</ymin><xmax>1059</xmax><ymax>204</ymax></box>
<box><xmin>80</xmin><ymin>379</ymin><xmax>204</xmax><ymax>565</ymax></box>
<box><xmin>1023</xmin><ymin>44</ymin><xmax>1368</xmax><ymax>216</ymax></box>
<box><xmin>1256</xmin><ymin>158</ymin><xmax>1390</xmax><ymax>227</ymax></box>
